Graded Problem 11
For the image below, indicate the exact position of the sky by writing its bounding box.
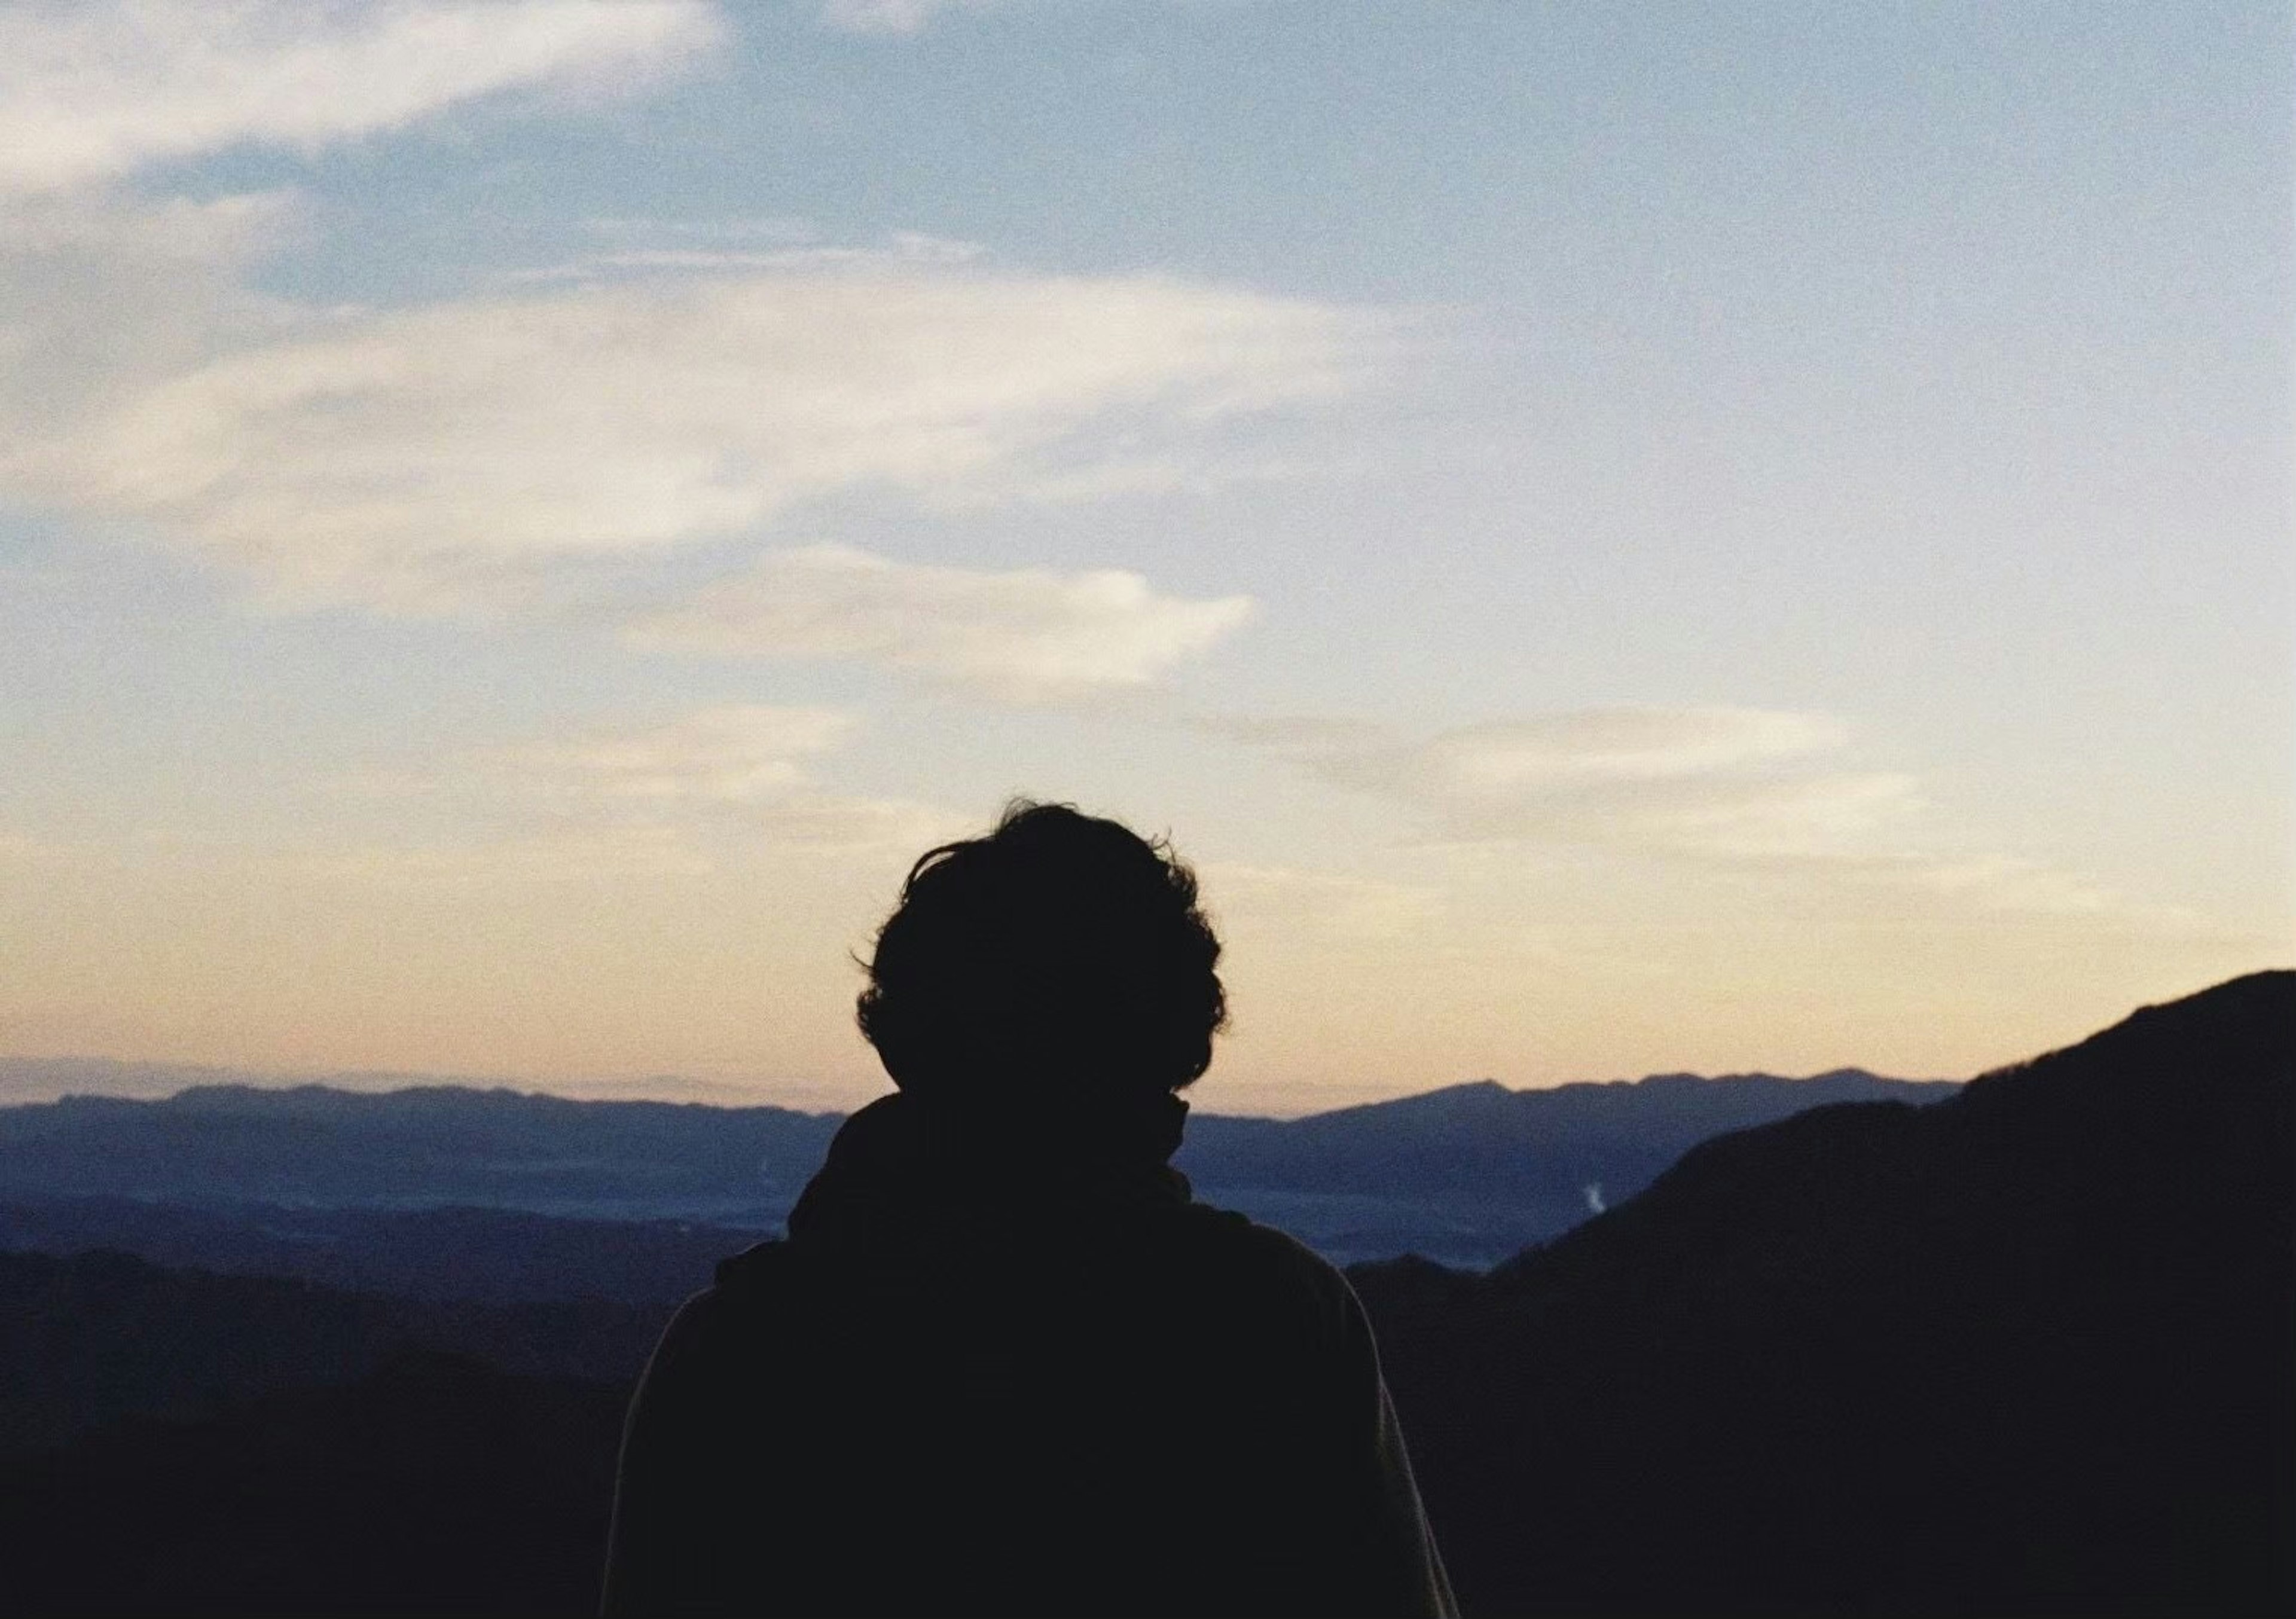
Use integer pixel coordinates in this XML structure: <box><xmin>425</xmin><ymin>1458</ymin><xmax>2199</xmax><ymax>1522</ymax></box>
<box><xmin>0</xmin><ymin>0</ymin><xmax>2286</xmax><ymax>1116</ymax></box>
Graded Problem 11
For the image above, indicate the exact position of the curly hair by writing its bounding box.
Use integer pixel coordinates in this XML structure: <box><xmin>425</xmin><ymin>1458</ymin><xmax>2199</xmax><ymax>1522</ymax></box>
<box><xmin>856</xmin><ymin>800</ymin><xmax>1227</xmax><ymax>1101</ymax></box>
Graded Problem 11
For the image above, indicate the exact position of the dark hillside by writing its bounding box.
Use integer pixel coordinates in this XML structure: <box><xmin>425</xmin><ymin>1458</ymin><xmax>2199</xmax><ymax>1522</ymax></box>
<box><xmin>0</xmin><ymin>1248</ymin><xmax>664</xmax><ymax>1455</ymax></box>
<box><xmin>0</xmin><ymin>1199</ymin><xmax>770</xmax><ymax>1306</ymax></box>
<box><xmin>0</xmin><ymin>1252</ymin><xmax>662</xmax><ymax>1614</ymax></box>
<box><xmin>1355</xmin><ymin>970</ymin><xmax>2295</xmax><ymax>1615</ymax></box>
<box><xmin>2</xmin><ymin>1351</ymin><xmax>628</xmax><ymax>1617</ymax></box>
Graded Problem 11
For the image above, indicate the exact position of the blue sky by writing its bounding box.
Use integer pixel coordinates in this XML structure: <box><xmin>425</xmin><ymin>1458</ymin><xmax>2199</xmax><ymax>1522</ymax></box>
<box><xmin>0</xmin><ymin>1</ymin><xmax>2286</xmax><ymax>1112</ymax></box>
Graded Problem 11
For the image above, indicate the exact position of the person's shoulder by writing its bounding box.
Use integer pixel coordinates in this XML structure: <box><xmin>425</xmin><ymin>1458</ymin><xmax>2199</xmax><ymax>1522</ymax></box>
<box><xmin>1174</xmin><ymin>1199</ymin><xmax>1325</xmax><ymax>1264</ymax></box>
<box><xmin>713</xmin><ymin>1235</ymin><xmax>796</xmax><ymax>1291</ymax></box>
<box><xmin>685</xmin><ymin>1235</ymin><xmax>831</xmax><ymax>1327</ymax></box>
<box><xmin>641</xmin><ymin>1238</ymin><xmax>804</xmax><ymax>1345</ymax></box>
<box><xmin>1170</xmin><ymin>1199</ymin><xmax>1358</xmax><ymax>1309</ymax></box>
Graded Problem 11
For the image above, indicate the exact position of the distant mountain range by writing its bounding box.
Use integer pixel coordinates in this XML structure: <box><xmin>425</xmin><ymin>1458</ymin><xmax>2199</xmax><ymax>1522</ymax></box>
<box><xmin>1184</xmin><ymin>1068</ymin><xmax>1954</xmax><ymax>1262</ymax></box>
<box><xmin>0</xmin><ymin>1064</ymin><xmax>1954</xmax><ymax>1276</ymax></box>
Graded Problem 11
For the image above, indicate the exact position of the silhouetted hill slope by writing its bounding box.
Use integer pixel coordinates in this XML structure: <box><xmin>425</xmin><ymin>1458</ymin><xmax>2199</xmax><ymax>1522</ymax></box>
<box><xmin>2</xmin><ymin>1349</ymin><xmax>628</xmax><ymax>1617</ymax></box>
<box><xmin>0</xmin><ymin>1248</ymin><xmax>665</xmax><ymax>1456</ymax></box>
<box><xmin>0</xmin><ymin>1199</ymin><xmax>768</xmax><ymax>1306</ymax></box>
<box><xmin>0</xmin><ymin>1067</ymin><xmax>1952</xmax><ymax>1267</ymax></box>
<box><xmin>1352</xmin><ymin>970</ymin><xmax>2296</xmax><ymax>1616</ymax></box>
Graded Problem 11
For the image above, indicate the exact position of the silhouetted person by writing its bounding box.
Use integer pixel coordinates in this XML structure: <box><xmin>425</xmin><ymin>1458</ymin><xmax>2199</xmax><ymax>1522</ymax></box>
<box><xmin>602</xmin><ymin>801</ymin><xmax>1455</xmax><ymax>1618</ymax></box>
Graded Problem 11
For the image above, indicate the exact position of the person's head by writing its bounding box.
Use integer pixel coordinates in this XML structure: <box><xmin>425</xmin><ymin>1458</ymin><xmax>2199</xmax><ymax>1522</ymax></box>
<box><xmin>856</xmin><ymin>800</ymin><xmax>1226</xmax><ymax>1108</ymax></box>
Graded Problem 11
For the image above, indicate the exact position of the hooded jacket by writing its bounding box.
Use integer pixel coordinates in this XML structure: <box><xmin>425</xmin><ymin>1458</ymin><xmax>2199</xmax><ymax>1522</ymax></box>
<box><xmin>601</xmin><ymin>1092</ymin><xmax>1457</xmax><ymax>1618</ymax></box>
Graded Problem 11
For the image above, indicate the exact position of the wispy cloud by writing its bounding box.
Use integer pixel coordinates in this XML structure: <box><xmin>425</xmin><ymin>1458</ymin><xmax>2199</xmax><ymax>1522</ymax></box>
<box><xmin>816</xmin><ymin>0</ymin><xmax>993</xmax><ymax>36</ymax></box>
<box><xmin>1632</xmin><ymin>771</ymin><xmax>1927</xmax><ymax>862</ymax></box>
<box><xmin>579</xmin><ymin>215</ymin><xmax>823</xmax><ymax>242</ymax></box>
<box><xmin>1872</xmin><ymin>854</ymin><xmax>2124</xmax><ymax>920</ymax></box>
<box><xmin>292</xmin><ymin>821</ymin><xmax>719</xmax><ymax>885</ymax></box>
<box><xmin>1201</xmin><ymin>863</ymin><xmax>1444</xmax><ymax>946</ymax></box>
<box><xmin>0</xmin><ymin>828</ymin><xmax>76</xmax><ymax>865</ymax></box>
<box><xmin>503</xmin><ymin>704</ymin><xmax>858</xmax><ymax>803</ymax></box>
<box><xmin>2</xmin><ymin>264</ymin><xmax>1375</xmax><ymax>611</ymax></box>
<box><xmin>1357</xmin><ymin>708</ymin><xmax>1852</xmax><ymax>800</ymax></box>
<box><xmin>0</xmin><ymin>0</ymin><xmax>721</xmax><ymax>197</ymax></box>
<box><xmin>1216</xmin><ymin>704</ymin><xmax>2168</xmax><ymax>923</ymax></box>
<box><xmin>1220</xmin><ymin>705</ymin><xmax>1915</xmax><ymax>861</ymax></box>
<box><xmin>294</xmin><ymin>704</ymin><xmax>960</xmax><ymax>884</ymax></box>
<box><xmin>809</xmin><ymin>2</ymin><xmax>1256</xmax><ymax>41</ymax></box>
<box><xmin>504</xmin><ymin>230</ymin><xmax>988</xmax><ymax>286</ymax></box>
<box><xmin>1215</xmin><ymin>703</ymin><xmax>2260</xmax><ymax>937</ymax></box>
<box><xmin>490</xmin><ymin>704</ymin><xmax>960</xmax><ymax>853</ymax></box>
<box><xmin>628</xmin><ymin>545</ymin><xmax>1255</xmax><ymax>701</ymax></box>
<box><xmin>0</xmin><ymin>190</ymin><xmax>296</xmax><ymax>436</ymax></box>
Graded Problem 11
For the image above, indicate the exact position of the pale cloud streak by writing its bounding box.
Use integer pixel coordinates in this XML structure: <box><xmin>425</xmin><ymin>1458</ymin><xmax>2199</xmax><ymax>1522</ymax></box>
<box><xmin>0</xmin><ymin>190</ymin><xmax>296</xmax><ymax>436</ymax></box>
<box><xmin>1874</xmin><ymin>855</ymin><xmax>2124</xmax><ymax>920</ymax></box>
<box><xmin>1216</xmin><ymin>703</ymin><xmax>2240</xmax><ymax>934</ymax></box>
<box><xmin>1201</xmin><ymin>863</ymin><xmax>1444</xmax><ymax>946</ymax></box>
<box><xmin>816</xmin><ymin>0</ymin><xmax>993</xmax><ymax>35</ymax></box>
<box><xmin>503</xmin><ymin>230</ymin><xmax>988</xmax><ymax>286</ymax></box>
<box><xmin>2</xmin><ymin>265</ymin><xmax>1372</xmax><ymax>612</ymax></box>
<box><xmin>1219</xmin><ymin>704</ymin><xmax>2151</xmax><ymax>921</ymax></box>
<box><xmin>488</xmin><ymin>704</ymin><xmax>961</xmax><ymax>855</ymax></box>
<box><xmin>1223</xmin><ymin>705</ymin><xmax>1915</xmax><ymax>861</ymax></box>
<box><xmin>288</xmin><ymin>703</ymin><xmax>962</xmax><ymax>886</ymax></box>
<box><xmin>1381</xmin><ymin>708</ymin><xmax>1850</xmax><ymax>798</ymax></box>
<box><xmin>1628</xmin><ymin>771</ymin><xmax>1929</xmax><ymax>862</ymax></box>
<box><xmin>628</xmin><ymin>545</ymin><xmax>1256</xmax><ymax>701</ymax></box>
<box><xmin>503</xmin><ymin>705</ymin><xmax>857</xmax><ymax>804</ymax></box>
<box><xmin>0</xmin><ymin>0</ymin><xmax>722</xmax><ymax>197</ymax></box>
<box><xmin>292</xmin><ymin>822</ymin><xmax>719</xmax><ymax>886</ymax></box>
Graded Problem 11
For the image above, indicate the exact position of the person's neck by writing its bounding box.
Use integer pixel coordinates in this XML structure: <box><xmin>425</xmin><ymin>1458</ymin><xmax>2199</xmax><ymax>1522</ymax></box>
<box><xmin>784</xmin><ymin>1086</ymin><xmax>1192</xmax><ymax>1244</ymax></box>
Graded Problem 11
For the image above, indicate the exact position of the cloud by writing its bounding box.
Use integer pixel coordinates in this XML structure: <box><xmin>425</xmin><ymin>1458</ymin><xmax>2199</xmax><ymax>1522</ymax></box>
<box><xmin>1220</xmin><ymin>705</ymin><xmax>1911</xmax><ymax>860</ymax></box>
<box><xmin>503</xmin><ymin>704</ymin><xmax>857</xmax><ymax>803</ymax></box>
<box><xmin>1220</xmin><ymin>702</ymin><xmax>2194</xmax><ymax>926</ymax></box>
<box><xmin>0</xmin><ymin>190</ymin><xmax>296</xmax><ymax>436</ymax></box>
<box><xmin>0</xmin><ymin>0</ymin><xmax>722</xmax><ymax>197</ymax></box>
<box><xmin>1375</xmin><ymin>708</ymin><xmax>1849</xmax><ymax>799</ymax></box>
<box><xmin>0</xmin><ymin>829</ymin><xmax>76</xmax><ymax>865</ymax></box>
<box><xmin>579</xmin><ymin>215</ymin><xmax>822</xmax><ymax>243</ymax></box>
<box><xmin>1877</xmin><ymin>854</ymin><xmax>2123</xmax><ymax>918</ymax></box>
<box><xmin>1627</xmin><ymin>770</ymin><xmax>1929</xmax><ymax>862</ymax></box>
<box><xmin>1201</xmin><ymin>863</ymin><xmax>1443</xmax><ymax>945</ymax></box>
<box><xmin>503</xmin><ymin>230</ymin><xmax>987</xmax><ymax>286</ymax></box>
<box><xmin>285</xmin><ymin>704</ymin><xmax>960</xmax><ymax>886</ymax></box>
<box><xmin>816</xmin><ymin>0</ymin><xmax>993</xmax><ymax>35</ymax></box>
<box><xmin>628</xmin><ymin>545</ymin><xmax>1256</xmax><ymax>701</ymax></box>
<box><xmin>294</xmin><ymin>822</ymin><xmax>719</xmax><ymax>885</ymax></box>
<box><xmin>1199</xmin><ymin>714</ymin><xmax>1392</xmax><ymax>753</ymax></box>
<box><xmin>1231</xmin><ymin>704</ymin><xmax>1929</xmax><ymax>863</ymax></box>
<box><xmin>485</xmin><ymin>704</ymin><xmax>962</xmax><ymax>854</ymax></box>
<box><xmin>2</xmin><ymin>264</ymin><xmax>1375</xmax><ymax>610</ymax></box>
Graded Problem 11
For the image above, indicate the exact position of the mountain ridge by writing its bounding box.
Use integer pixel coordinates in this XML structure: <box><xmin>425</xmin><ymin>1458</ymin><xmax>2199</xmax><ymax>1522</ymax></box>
<box><xmin>0</xmin><ymin>1064</ymin><xmax>1957</xmax><ymax>1270</ymax></box>
<box><xmin>2</xmin><ymin>1061</ymin><xmax>1934</xmax><ymax>1117</ymax></box>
